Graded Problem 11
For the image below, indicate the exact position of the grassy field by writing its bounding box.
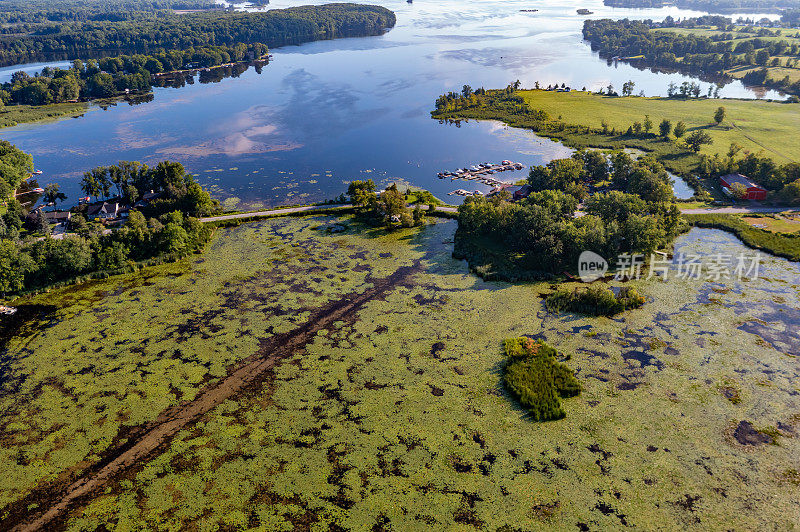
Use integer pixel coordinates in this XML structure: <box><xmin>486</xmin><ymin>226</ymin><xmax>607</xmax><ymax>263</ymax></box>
<box><xmin>0</xmin><ymin>102</ymin><xmax>88</xmax><ymax>129</ymax></box>
<box><xmin>1</xmin><ymin>216</ymin><xmax>800</xmax><ymax>529</ymax></box>
<box><xmin>685</xmin><ymin>213</ymin><xmax>800</xmax><ymax>260</ymax></box>
<box><xmin>742</xmin><ymin>213</ymin><xmax>800</xmax><ymax>233</ymax></box>
<box><xmin>656</xmin><ymin>26</ymin><xmax>800</xmax><ymax>44</ymax></box>
<box><xmin>519</xmin><ymin>90</ymin><xmax>800</xmax><ymax>162</ymax></box>
<box><xmin>656</xmin><ymin>26</ymin><xmax>800</xmax><ymax>88</ymax></box>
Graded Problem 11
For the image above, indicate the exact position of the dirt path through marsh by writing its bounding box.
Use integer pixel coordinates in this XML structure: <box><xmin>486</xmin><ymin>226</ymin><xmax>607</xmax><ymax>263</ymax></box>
<box><xmin>2</xmin><ymin>262</ymin><xmax>420</xmax><ymax>532</ymax></box>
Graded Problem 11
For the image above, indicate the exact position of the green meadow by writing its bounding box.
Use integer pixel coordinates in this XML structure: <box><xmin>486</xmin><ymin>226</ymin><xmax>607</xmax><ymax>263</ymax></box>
<box><xmin>519</xmin><ymin>90</ymin><xmax>800</xmax><ymax>162</ymax></box>
<box><xmin>1</xmin><ymin>216</ymin><xmax>800</xmax><ymax>529</ymax></box>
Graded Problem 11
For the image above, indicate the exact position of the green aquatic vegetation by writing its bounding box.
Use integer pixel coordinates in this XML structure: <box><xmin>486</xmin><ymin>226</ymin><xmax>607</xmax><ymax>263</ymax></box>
<box><xmin>2</xmin><ymin>221</ymin><xmax>800</xmax><ymax>530</ymax></box>
<box><xmin>783</xmin><ymin>469</ymin><xmax>800</xmax><ymax>485</ymax></box>
<box><xmin>719</xmin><ymin>381</ymin><xmax>742</xmax><ymax>404</ymax></box>
<box><xmin>546</xmin><ymin>284</ymin><xmax>646</xmax><ymax>316</ymax></box>
<box><xmin>0</xmin><ymin>102</ymin><xmax>87</xmax><ymax>129</ymax></box>
<box><xmin>0</xmin><ymin>216</ymin><xmax>419</xmax><ymax>511</ymax></box>
<box><xmin>502</xmin><ymin>338</ymin><xmax>581</xmax><ymax>421</ymax></box>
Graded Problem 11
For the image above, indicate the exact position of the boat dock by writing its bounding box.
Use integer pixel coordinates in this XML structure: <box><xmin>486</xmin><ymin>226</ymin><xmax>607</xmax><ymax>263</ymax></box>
<box><xmin>448</xmin><ymin>189</ymin><xmax>485</xmax><ymax>197</ymax></box>
<box><xmin>439</xmin><ymin>161</ymin><xmax>525</xmax><ymax>187</ymax></box>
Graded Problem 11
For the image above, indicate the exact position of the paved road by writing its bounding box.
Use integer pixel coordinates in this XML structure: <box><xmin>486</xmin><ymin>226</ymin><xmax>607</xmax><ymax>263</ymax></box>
<box><xmin>679</xmin><ymin>206</ymin><xmax>800</xmax><ymax>215</ymax></box>
<box><xmin>200</xmin><ymin>204</ymin><xmax>353</xmax><ymax>223</ymax></box>
<box><xmin>200</xmin><ymin>203</ymin><xmax>800</xmax><ymax>224</ymax></box>
<box><xmin>200</xmin><ymin>203</ymin><xmax>458</xmax><ymax>223</ymax></box>
<box><xmin>46</xmin><ymin>203</ymin><xmax>798</xmax><ymax>240</ymax></box>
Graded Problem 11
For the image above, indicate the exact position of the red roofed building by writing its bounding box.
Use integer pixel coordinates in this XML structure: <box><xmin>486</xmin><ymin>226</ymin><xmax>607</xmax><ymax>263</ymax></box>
<box><xmin>719</xmin><ymin>173</ymin><xmax>767</xmax><ymax>201</ymax></box>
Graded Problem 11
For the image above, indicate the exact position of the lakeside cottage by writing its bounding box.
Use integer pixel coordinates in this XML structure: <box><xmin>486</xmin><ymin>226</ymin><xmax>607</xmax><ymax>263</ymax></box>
<box><xmin>719</xmin><ymin>173</ymin><xmax>767</xmax><ymax>201</ymax></box>
<box><xmin>514</xmin><ymin>185</ymin><xmax>533</xmax><ymax>201</ymax></box>
<box><xmin>134</xmin><ymin>190</ymin><xmax>163</xmax><ymax>209</ymax></box>
<box><xmin>487</xmin><ymin>184</ymin><xmax>520</xmax><ymax>198</ymax></box>
<box><xmin>43</xmin><ymin>210</ymin><xmax>72</xmax><ymax>225</ymax></box>
<box><xmin>86</xmin><ymin>201</ymin><xmax>130</xmax><ymax>221</ymax></box>
<box><xmin>485</xmin><ymin>184</ymin><xmax>533</xmax><ymax>201</ymax></box>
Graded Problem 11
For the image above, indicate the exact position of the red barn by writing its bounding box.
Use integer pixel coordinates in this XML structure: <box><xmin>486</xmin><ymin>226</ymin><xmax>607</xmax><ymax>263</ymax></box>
<box><xmin>719</xmin><ymin>173</ymin><xmax>767</xmax><ymax>201</ymax></box>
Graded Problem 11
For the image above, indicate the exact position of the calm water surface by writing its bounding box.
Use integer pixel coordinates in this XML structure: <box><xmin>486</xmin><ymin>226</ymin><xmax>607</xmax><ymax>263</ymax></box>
<box><xmin>1</xmin><ymin>0</ymin><xmax>784</xmax><ymax>208</ymax></box>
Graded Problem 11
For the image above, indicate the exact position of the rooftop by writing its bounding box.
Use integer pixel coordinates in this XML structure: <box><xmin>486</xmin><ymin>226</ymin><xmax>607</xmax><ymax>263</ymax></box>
<box><xmin>720</xmin><ymin>173</ymin><xmax>764</xmax><ymax>190</ymax></box>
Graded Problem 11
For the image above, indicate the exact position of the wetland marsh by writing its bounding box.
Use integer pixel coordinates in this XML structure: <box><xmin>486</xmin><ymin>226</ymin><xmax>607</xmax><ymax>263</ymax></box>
<box><xmin>2</xmin><ymin>215</ymin><xmax>799</xmax><ymax>529</ymax></box>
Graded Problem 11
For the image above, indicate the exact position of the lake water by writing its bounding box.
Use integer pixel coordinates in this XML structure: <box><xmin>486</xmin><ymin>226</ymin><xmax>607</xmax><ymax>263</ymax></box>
<box><xmin>1</xmin><ymin>0</ymin><xmax>784</xmax><ymax>209</ymax></box>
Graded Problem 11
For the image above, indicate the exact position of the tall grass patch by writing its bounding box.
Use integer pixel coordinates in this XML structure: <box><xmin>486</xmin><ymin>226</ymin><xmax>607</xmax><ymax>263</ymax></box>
<box><xmin>502</xmin><ymin>338</ymin><xmax>581</xmax><ymax>422</ymax></box>
<box><xmin>545</xmin><ymin>284</ymin><xmax>645</xmax><ymax>316</ymax></box>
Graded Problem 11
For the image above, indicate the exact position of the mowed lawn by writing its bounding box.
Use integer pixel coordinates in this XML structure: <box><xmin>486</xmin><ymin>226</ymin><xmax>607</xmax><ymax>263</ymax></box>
<box><xmin>520</xmin><ymin>90</ymin><xmax>800</xmax><ymax>162</ymax></box>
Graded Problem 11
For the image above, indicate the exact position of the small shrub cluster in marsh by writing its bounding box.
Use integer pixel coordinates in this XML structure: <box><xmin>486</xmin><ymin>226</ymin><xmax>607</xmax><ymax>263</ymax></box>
<box><xmin>545</xmin><ymin>284</ymin><xmax>645</xmax><ymax>316</ymax></box>
<box><xmin>502</xmin><ymin>338</ymin><xmax>581</xmax><ymax>422</ymax></box>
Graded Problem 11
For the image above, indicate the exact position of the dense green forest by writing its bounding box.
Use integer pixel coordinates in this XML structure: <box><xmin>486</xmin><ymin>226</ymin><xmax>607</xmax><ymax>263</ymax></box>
<box><xmin>0</xmin><ymin>141</ymin><xmax>34</xmax><ymax>200</ymax></box>
<box><xmin>0</xmin><ymin>4</ymin><xmax>396</xmax><ymax>67</ymax></box>
<box><xmin>583</xmin><ymin>17</ymin><xmax>800</xmax><ymax>95</ymax></box>
<box><xmin>1</xmin><ymin>43</ymin><xmax>268</xmax><ymax>106</ymax></box>
<box><xmin>603</xmin><ymin>0</ymin><xmax>800</xmax><ymax>13</ymax></box>
<box><xmin>0</xmin><ymin>158</ymin><xmax>220</xmax><ymax>296</ymax></box>
<box><xmin>453</xmin><ymin>149</ymin><xmax>683</xmax><ymax>281</ymax></box>
<box><xmin>0</xmin><ymin>0</ymin><xmax>221</xmax><ymax>25</ymax></box>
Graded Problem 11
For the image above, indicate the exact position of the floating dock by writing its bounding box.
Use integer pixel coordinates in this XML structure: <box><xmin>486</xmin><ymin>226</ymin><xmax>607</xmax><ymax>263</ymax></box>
<box><xmin>439</xmin><ymin>161</ymin><xmax>525</xmax><ymax>188</ymax></box>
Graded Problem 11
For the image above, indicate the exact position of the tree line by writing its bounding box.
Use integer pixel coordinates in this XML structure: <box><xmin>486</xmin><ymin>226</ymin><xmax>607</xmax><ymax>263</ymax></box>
<box><xmin>694</xmin><ymin>142</ymin><xmax>800</xmax><ymax>202</ymax></box>
<box><xmin>0</xmin><ymin>158</ymin><xmax>221</xmax><ymax>296</ymax></box>
<box><xmin>2</xmin><ymin>43</ymin><xmax>268</xmax><ymax>106</ymax></box>
<box><xmin>0</xmin><ymin>141</ymin><xmax>34</xmax><ymax>201</ymax></box>
<box><xmin>0</xmin><ymin>4</ymin><xmax>396</xmax><ymax>67</ymax></box>
<box><xmin>603</xmin><ymin>0</ymin><xmax>800</xmax><ymax>13</ymax></box>
<box><xmin>583</xmin><ymin>17</ymin><xmax>800</xmax><ymax>95</ymax></box>
<box><xmin>0</xmin><ymin>0</ymin><xmax>222</xmax><ymax>25</ymax></box>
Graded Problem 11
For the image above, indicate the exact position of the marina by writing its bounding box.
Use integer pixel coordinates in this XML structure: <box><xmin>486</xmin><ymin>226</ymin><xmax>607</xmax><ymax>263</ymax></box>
<box><xmin>440</xmin><ymin>161</ymin><xmax>525</xmax><ymax>195</ymax></box>
<box><xmin>439</xmin><ymin>160</ymin><xmax>525</xmax><ymax>188</ymax></box>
